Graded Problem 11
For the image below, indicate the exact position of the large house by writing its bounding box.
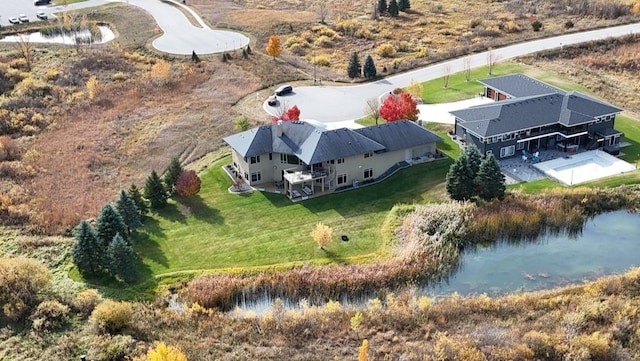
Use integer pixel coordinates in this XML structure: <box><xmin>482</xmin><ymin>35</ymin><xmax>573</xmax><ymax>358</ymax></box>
<box><xmin>223</xmin><ymin>120</ymin><xmax>441</xmax><ymax>198</ymax></box>
<box><xmin>451</xmin><ymin>74</ymin><xmax>624</xmax><ymax>158</ymax></box>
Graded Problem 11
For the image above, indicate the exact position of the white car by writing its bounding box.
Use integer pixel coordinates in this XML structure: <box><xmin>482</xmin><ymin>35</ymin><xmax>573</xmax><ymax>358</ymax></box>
<box><xmin>36</xmin><ymin>11</ymin><xmax>48</xmax><ymax>20</ymax></box>
<box><xmin>8</xmin><ymin>17</ymin><xmax>20</xmax><ymax>25</ymax></box>
<box><xmin>18</xmin><ymin>14</ymin><xmax>29</xmax><ymax>23</ymax></box>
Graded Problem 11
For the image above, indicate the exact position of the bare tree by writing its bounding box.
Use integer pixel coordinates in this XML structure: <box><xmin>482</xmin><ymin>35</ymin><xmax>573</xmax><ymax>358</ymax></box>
<box><xmin>365</xmin><ymin>98</ymin><xmax>381</xmax><ymax>125</ymax></box>
<box><xmin>464</xmin><ymin>56</ymin><xmax>471</xmax><ymax>82</ymax></box>
<box><xmin>443</xmin><ymin>65</ymin><xmax>450</xmax><ymax>89</ymax></box>
<box><xmin>15</xmin><ymin>34</ymin><xmax>32</xmax><ymax>71</ymax></box>
<box><xmin>317</xmin><ymin>0</ymin><xmax>330</xmax><ymax>24</ymax></box>
<box><xmin>487</xmin><ymin>47</ymin><xmax>497</xmax><ymax>75</ymax></box>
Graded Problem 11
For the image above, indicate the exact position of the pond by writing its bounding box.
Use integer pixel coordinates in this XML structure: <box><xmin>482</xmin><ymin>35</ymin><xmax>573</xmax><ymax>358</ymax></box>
<box><xmin>0</xmin><ymin>26</ymin><xmax>114</xmax><ymax>45</ymax></box>
<box><xmin>237</xmin><ymin>210</ymin><xmax>640</xmax><ymax>313</ymax></box>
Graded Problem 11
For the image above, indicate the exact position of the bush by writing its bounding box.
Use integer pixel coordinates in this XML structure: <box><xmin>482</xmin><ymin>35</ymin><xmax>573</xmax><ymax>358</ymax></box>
<box><xmin>31</xmin><ymin>300</ymin><xmax>70</xmax><ymax>332</ymax></box>
<box><xmin>377</xmin><ymin>43</ymin><xmax>396</xmax><ymax>58</ymax></box>
<box><xmin>565</xmin><ymin>20</ymin><xmax>574</xmax><ymax>29</ymax></box>
<box><xmin>136</xmin><ymin>342</ymin><xmax>187</xmax><ymax>361</ymax></box>
<box><xmin>91</xmin><ymin>334</ymin><xmax>138</xmax><ymax>361</ymax></box>
<box><xmin>176</xmin><ymin>170</ymin><xmax>201</xmax><ymax>197</ymax></box>
<box><xmin>313</xmin><ymin>35</ymin><xmax>334</xmax><ymax>48</ymax></box>
<box><xmin>73</xmin><ymin>289</ymin><xmax>102</xmax><ymax>317</ymax></box>
<box><xmin>469</xmin><ymin>18</ymin><xmax>482</xmax><ymax>28</ymax></box>
<box><xmin>0</xmin><ymin>257</ymin><xmax>51</xmax><ymax>321</ymax></box>
<box><xmin>503</xmin><ymin>20</ymin><xmax>521</xmax><ymax>33</ymax></box>
<box><xmin>91</xmin><ymin>300</ymin><xmax>133</xmax><ymax>334</ymax></box>
<box><xmin>0</xmin><ymin>136</ymin><xmax>22</xmax><ymax>161</ymax></box>
<box><xmin>313</xmin><ymin>54</ymin><xmax>331</xmax><ymax>67</ymax></box>
<box><xmin>532</xmin><ymin>20</ymin><xmax>543</xmax><ymax>32</ymax></box>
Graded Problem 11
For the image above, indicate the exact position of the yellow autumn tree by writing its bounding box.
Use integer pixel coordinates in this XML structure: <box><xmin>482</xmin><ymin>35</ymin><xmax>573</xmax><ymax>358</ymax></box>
<box><xmin>265</xmin><ymin>35</ymin><xmax>282</xmax><ymax>59</ymax></box>
<box><xmin>405</xmin><ymin>79</ymin><xmax>423</xmax><ymax>99</ymax></box>
<box><xmin>310</xmin><ymin>221</ymin><xmax>332</xmax><ymax>249</ymax></box>
<box><xmin>134</xmin><ymin>342</ymin><xmax>187</xmax><ymax>361</ymax></box>
<box><xmin>150</xmin><ymin>59</ymin><xmax>171</xmax><ymax>85</ymax></box>
<box><xmin>358</xmin><ymin>339</ymin><xmax>368</xmax><ymax>361</ymax></box>
<box><xmin>86</xmin><ymin>76</ymin><xmax>99</xmax><ymax>101</ymax></box>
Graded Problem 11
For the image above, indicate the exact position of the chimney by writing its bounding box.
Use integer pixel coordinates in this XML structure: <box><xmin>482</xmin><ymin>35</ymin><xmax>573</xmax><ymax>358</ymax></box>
<box><xmin>276</xmin><ymin>120</ymin><xmax>283</xmax><ymax>137</ymax></box>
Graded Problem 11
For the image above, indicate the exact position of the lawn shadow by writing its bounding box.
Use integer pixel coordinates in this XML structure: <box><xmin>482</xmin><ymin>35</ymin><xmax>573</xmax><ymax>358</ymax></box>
<box><xmin>156</xmin><ymin>202</ymin><xmax>187</xmax><ymax>224</ymax></box>
<box><xmin>134</xmin><ymin>228</ymin><xmax>169</xmax><ymax>268</ymax></box>
<box><xmin>80</xmin><ymin>257</ymin><xmax>159</xmax><ymax>302</ymax></box>
<box><xmin>174</xmin><ymin>194</ymin><xmax>224</xmax><ymax>224</ymax></box>
<box><xmin>322</xmin><ymin>248</ymin><xmax>347</xmax><ymax>265</ymax></box>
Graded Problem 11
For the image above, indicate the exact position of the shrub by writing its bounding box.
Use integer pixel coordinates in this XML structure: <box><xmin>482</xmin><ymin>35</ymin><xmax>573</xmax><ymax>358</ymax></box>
<box><xmin>313</xmin><ymin>35</ymin><xmax>334</xmax><ymax>48</ymax></box>
<box><xmin>45</xmin><ymin>68</ymin><xmax>60</xmax><ymax>81</ymax></box>
<box><xmin>284</xmin><ymin>35</ymin><xmax>306</xmax><ymax>49</ymax></box>
<box><xmin>503</xmin><ymin>20</ymin><xmax>521</xmax><ymax>33</ymax></box>
<box><xmin>91</xmin><ymin>334</ymin><xmax>138</xmax><ymax>361</ymax></box>
<box><xmin>311</xmin><ymin>25</ymin><xmax>339</xmax><ymax>38</ymax></box>
<box><xmin>73</xmin><ymin>289</ymin><xmax>102</xmax><ymax>317</ymax></box>
<box><xmin>565</xmin><ymin>20</ymin><xmax>575</xmax><ymax>29</ymax></box>
<box><xmin>0</xmin><ymin>136</ymin><xmax>22</xmax><ymax>161</ymax></box>
<box><xmin>91</xmin><ymin>300</ymin><xmax>134</xmax><ymax>334</ymax></box>
<box><xmin>112</xmin><ymin>72</ymin><xmax>128</xmax><ymax>81</ymax></box>
<box><xmin>313</xmin><ymin>54</ymin><xmax>331</xmax><ymax>66</ymax></box>
<box><xmin>396</xmin><ymin>40</ymin><xmax>412</xmax><ymax>52</ymax></box>
<box><xmin>0</xmin><ymin>257</ymin><xmax>51</xmax><ymax>321</ymax></box>
<box><xmin>469</xmin><ymin>18</ymin><xmax>483</xmax><ymax>28</ymax></box>
<box><xmin>415</xmin><ymin>46</ymin><xmax>427</xmax><ymax>58</ymax></box>
<box><xmin>31</xmin><ymin>300</ymin><xmax>70</xmax><ymax>332</ymax></box>
<box><xmin>176</xmin><ymin>170</ymin><xmax>201</xmax><ymax>197</ymax></box>
<box><xmin>135</xmin><ymin>342</ymin><xmax>187</xmax><ymax>361</ymax></box>
<box><xmin>633</xmin><ymin>2</ymin><xmax>640</xmax><ymax>15</ymax></box>
<box><xmin>377</xmin><ymin>43</ymin><xmax>396</xmax><ymax>58</ymax></box>
<box><xmin>289</xmin><ymin>43</ymin><xmax>307</xmax><ymax>55</ymax></box>
<box><xmin>532</xmin><ymin>20</ymin><xmax>543</xmax><ymax>32</ymax></box>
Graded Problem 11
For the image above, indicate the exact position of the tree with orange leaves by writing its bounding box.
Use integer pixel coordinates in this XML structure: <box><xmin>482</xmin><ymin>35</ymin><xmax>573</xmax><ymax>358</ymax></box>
<box><xmin>265</xmin><ymin>35</ymin><xmax>282</xmax><ymax>59</ymax></box>
<box><xmin>379</xmin><ymin>91</ymin><xmax>419</xmax><ymax>122</ymax></box>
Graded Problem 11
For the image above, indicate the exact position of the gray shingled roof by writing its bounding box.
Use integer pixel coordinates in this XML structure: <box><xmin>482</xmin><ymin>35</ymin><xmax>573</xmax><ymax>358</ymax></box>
<box><xmin>478</xmin><ymin>73</ymin><xmax>565</xmax><ymax>98</ymax></box>
<box><xmin>223</xmin><ymin>120</ymin><xmax>441</xmax><ymax>164</ymax></box>
<box><xmin>354</xmin><ymin>120</ymin><xmax>442</xmax><ymax>151</ymax></box>
<box><xmin>451</xmin><ymin>92</ymin><xmax>622</xmax><ymax>138</ymax></box>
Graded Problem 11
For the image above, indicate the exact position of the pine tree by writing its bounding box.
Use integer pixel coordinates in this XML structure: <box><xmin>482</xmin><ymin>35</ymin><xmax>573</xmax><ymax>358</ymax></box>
<box><xmin>363</xmin><ymin>55</ymin><xmax>377</xmax><ymax>79</ymax></box>
<box><xmin>128</xmin><ymin>183</ymin><xmax>148</xmax><ymax>215</ymax></box>
<box><xmin>191</xmin><ymin>50</ymin><xmax>200</xmax><ymax>63</ymax></box>
<box><xmin>476</xmin><ymin>155</ymin><xmax>506</xmax><ymax>201</ymax></box>
<box><xmin>347</xmin><ymin>52</ymin><xmax>362</xmax><ymax>79</ymax></box>
<box><xmin>445</xmin><ymin>154</ymin><xmax>476</xmax><ymax>201</ymax></box>
<box><xmin>398</xmin><ymin>0</ymin><xmax>410</xmax><ymax>11</ymax></box>
<box><xmin>164</xmin><ymin>157</ymin><xmax>183</xmax><ymax>195</ymax></box>
<box><xmin>144</xmin><ymin>170</ymin><xmax>168</xmax><ymax>209</ymax></box>
<box><xmin>388</xmin><ymin>0</ymin><xmax>399</xmax><ymax>16</ymax></box>
<box><xmin>377</xmin><ymin>0</ymin><xmax>388</xmax><ymax>15</ymax></box>
<box><xmin>463</xmin><ymin>144</ymin><xmax>482</xmax><ymax>180</ymax></box>
<box><xmin>107</xmin><ymin>233</ymin><xmax>138</xmax><ymax>283</ymax></box>
<box><xmin>72</xmin><ymin>220</ymin><xmax>101</xmax><ymax>277</ymax></box>
<box><xmin>115</xmin><ymin>190</ymin><xmax>142</xmax><ymax>235</ymax></box>
<box><xmin>94</xmin><ymin>204</ymin><xmax>129</xmax><ymax>249</ymax></box>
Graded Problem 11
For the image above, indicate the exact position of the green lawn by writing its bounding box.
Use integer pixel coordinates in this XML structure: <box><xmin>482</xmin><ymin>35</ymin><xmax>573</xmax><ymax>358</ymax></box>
<box><xmin>135</xmin><ymin>157</ymin><xmax>451</xmax><ymax>277</ymax></box>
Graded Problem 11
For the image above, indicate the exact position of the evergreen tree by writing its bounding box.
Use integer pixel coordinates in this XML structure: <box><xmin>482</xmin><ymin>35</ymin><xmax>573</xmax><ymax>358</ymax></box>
<box><xmin>163</xmin><ymin>157</ymin><xmax>183</xmax><ymax>195</ymax></box>
<box><xmin>128</xmin><ymin>183</ymin><xmax>148</xmax><ymax>215</ymax></box>
<box><xmin>445</xmin><ymin>154</ymin><xmax>476</xmax><ymax>201</ymax></box>
<box><xmin>476</xmin><ymin>155</ymin><xmax>506</xmax><ymax>201</ymax></box>
<box><xmin>94</xmin><ymin>204</ymin><xmax>129</xmax><ymax>249</ymax></box>
<box><xmin>378</xmin><ymin>0</ymin><xmax>388</xmax><ymax>15</ymax></box>
<box><xmin>363</xmin><ymin>55</ymin><xmax>377</xmax><ymax>79</ymax></box>
<box><xmin>347</xmin><ymin>52</ymin><xmax>362</xmax><ymax>79</ymax></box>
<box><xmin>144</xmin><ymin>170</ymin><xmax>168</xmax><ymax>209</ymax></box>
<box><xmin>388</xmin><ymin>0</ymin><xmax>399</xmax><ymax>16</ymax></box>
<box><xmin>398</xmin><ymin>0</ymin><xmax>410</xmax><ymax>11</ymax></box>
<box><xmin>107</xmin><ymin>233</ymin><xmax>138</xmax><ymax>283</ymax></box>
<box><xmin>463</xmin><ymin>144</ymin><xmax>482</xmax><ymax>180</ymax></box>
<box><xmin>191</xmin><ymin>50</ymin><xmax>200</xmax><ymax>63</ymax></box>
<box><xmin>115</xmin><ymin>190</ymin><xmax>142</xmax><ymax>235</ymax></box>
<box><xmin>72</xmin><ymin>220</ymin><xmax>101</xmax><ymax>277</ymax></box>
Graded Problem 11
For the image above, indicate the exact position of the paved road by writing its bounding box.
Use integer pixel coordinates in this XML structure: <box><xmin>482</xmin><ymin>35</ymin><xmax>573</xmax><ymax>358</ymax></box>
<box><xmin>277</xmin><ymin>22</ymin><xmax>640</xmax><ymax>124</ymax></box>
<box><xmin>1</xmin><ymin>0</ymin><xmax>58</xmax><ymax>26</ymax></box>
<box><xmin>3</xmin><ymin>0</ymin><xmax>249</xmax><ymax>55</ymax></box>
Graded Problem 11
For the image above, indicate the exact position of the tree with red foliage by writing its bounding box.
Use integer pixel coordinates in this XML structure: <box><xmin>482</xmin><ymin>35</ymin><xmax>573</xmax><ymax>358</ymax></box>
<box><xmin>379</xmin><ymin>92</ymin><xmax>419</xmax><ymax>122</ymax></box>
<box><xmin>272</xmin><ymin>105</ymin><xmax>301</xmax><ymax>122</ymax></box>
<box><xmin>176</xmin><ymin>170</ymin><xmax>201</xmax><ymax>197</ymax></box>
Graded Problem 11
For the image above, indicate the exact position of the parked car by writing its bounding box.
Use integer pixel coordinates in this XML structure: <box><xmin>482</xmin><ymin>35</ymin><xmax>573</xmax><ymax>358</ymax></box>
<box><xmin>36</xmin><ymin>11</ymin><xmax>48</xmax><ymax>20</ymax></box>
<box><xmin>34</xmin><ymin>0</ymin><xmax>52</xmax><ymax>5</ymax></box>
<box><xmin>275</xmin><ymin>84</ymin><xmax>293</xmax><ymax>96</ymax></box>
<box><xmin>267</xmin><ymin>95</ymin><xmax>278</xmax><ymax>106</ymax></box>
<box><xmin>18</xmin><ymin>14</ymin><xmax>29</xmax><ymax>23</ymax></box>
<box><xmin>8</xmin><ymin>17</ymin><xmax>20</xmax><ymax>25</ymax></box>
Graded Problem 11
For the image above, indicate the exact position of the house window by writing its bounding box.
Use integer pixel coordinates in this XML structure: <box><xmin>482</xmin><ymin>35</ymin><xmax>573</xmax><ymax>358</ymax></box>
<box><xmin>251</xmin><ymin>172</ymin><xmax>261</xmax><ymax>182</ymax></box>
<box><xmin>486</xmin><ymin>150</ymin><xmax>493</xmax><ymax>156</ymax></box>
<box><xmin>516</xmin><ymin>142</ymin><xmax>524</xmax><ymax>150</ymax></box>
<box><xmin>364</xmin><ymin>152</ymin><xmax>373</xmax><ymax>158</ymax></box>
<box><xmin>337</xmin><ymin>174</ymin><xmax>347</xmax><ymax>185</ymax></box>
<box><xmin>244</xmin><ymin>172</ymin><xmax>248</xmax><ymax>180</ymax></box>
<box><xmin>280</xmin><ymin>154</ymin><xmax>299</xmax><ymax>164</ymax></box>
<box><xmin>337</xmin><ymin>158</ymin><xmax>345</xmax><ymax>164</ymax></box>
<box><xmin>364</xmin><ymin>168</ymin><xmax>373</xmax><ymax>179</ymax></box>
<box><xmin>250</xmin><ymin>155</ymin><xmax>260</xmax><ymax>164</ymax></box>
<box><xmin>499</xmin><ymin>145</ymin><xmax>515</xmax><ymax>158</ymax></box>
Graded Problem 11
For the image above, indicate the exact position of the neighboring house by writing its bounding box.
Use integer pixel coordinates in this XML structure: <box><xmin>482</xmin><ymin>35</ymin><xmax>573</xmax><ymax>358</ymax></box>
<box><xmin>223</xmin><ymin>120</ymin><xmax>441</xmax><ymax>198</ymax></box>
<box><xmin>451</xmin><ymin>74</ymin><xmax>624</xmax><ymax>158</ymax></box>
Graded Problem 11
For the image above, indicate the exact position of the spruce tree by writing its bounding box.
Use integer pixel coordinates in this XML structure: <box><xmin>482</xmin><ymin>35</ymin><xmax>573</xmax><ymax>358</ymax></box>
<box><xmin>94</xmin><ymin>204</ymin><xmax>129</xmax><ymax>249</ymax></box>
<box><xmin>463</xmin><ymin>144</ymin><xmax>482</xmax><ymax>180</ymax></box>
<box><xmin>377</xmin><ymin>0</ymin><xmax>388</xmax><ymax>15</ymax></box>
<box><xmin>163</xmin><ymin>157</ymin><xmax>183</xmax><ymax>195</ymax></box>
<box><xmin>115</xmin><ymin>190</ymin><xmax>142</xmax><ymax>235</ymax></box>
<box><xmin>445</xmin><ymin>154</ymin><xmax>475</xmax><ymax>201</ymax></box>
<box><xmin>107</xmin><ymin>233</ymin><xmax>138</xmax><ymax>283</ymax></box>
<box><xmin>72</xmin><ymin>220</ymin><xmax>101</xmax><ymax>277</ymax></box>
<box><xmin>347</xmin><ymin>52</ymin><xmax>362</xmax><ymax>79</ymax></box>
<box><xmin>398</xmin><ymin>0</ymin><xmax>410</xmax><ymax>11</ymax></box>
<box><xmin>144</xmin><ymin>170</ymin><xmax>168</xmax><ymax>209</ymax></box>
<box><xmin>476</xmin><ymin>155</ymin><xmax>506</xmax><ymax>201</ymax></box>
<box><xmin>128</xmin><ymin>183</ymin><xmax>148</xmax><ymax>215</ymax></box>
<box><xmin>388</xmin><ymin>0</ymin><xmax>399</xmax><ymax>16</ymax></box>
<box><xmin>363</xmin><ymin>55</ymin><xmax>377</xmax><ymax>79</ymax></box>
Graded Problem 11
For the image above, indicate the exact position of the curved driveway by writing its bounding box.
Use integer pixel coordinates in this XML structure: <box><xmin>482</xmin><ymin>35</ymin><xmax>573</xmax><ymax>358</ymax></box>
<box><xmin>280</xmin><ymin>22</ymin><xmax>640</xmax><ymax>124</ymax></box>
<box><xmin>49</xmin><ymin>0</ymin><xmax>249</xmax><ymax>55</ymax></box>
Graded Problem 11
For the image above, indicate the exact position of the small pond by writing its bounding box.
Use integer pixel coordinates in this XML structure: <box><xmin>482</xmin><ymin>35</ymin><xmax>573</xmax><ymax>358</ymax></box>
<box><xmin>0</xmin><ymin>26</ymin><xmax>114</xmax><ymax>45</ymax></box>
<box><xmin>237</xmin><ymin>210</ymin><xmax>640</xmax><ymax>313</ymax></box>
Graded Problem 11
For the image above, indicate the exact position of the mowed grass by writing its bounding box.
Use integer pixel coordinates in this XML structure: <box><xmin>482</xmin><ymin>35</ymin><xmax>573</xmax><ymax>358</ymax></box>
<box><xmin>135</xmin><ymin>156</ymin><xmax>451</xmax><ymax>276</ymax></box>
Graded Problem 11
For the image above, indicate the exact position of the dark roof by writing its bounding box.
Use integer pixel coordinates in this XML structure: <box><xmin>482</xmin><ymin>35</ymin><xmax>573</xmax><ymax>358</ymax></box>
<box><xmin>451</xmin><ymin>92</ymin><xmax>623</xmax><ymax>137</ymax></box>
<box><xmin>354</xmin><ymin>120</ymin><xmax>442</xmax><ymax>151</ymax></box>
<box><xmin>223</xmin><ymin>120</ymin><xmax>441</xmax><ymax>164</ymax></box>
<box><xmin>478</xmin><ymin>73</ymin><xmax>565</xmax><ymax>98</ymax></box>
